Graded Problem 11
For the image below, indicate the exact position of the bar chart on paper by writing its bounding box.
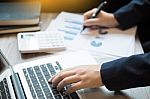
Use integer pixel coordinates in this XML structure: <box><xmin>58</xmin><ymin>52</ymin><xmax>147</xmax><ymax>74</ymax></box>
<box><xmin>46</xmin><ymin>12</ymin><xmax>83</xmax><ymax>44</ymax></box>
<box><xmin>46</xmin><ymin>12</ymin><xmax>136</xmax><ymax>58</ymax></box>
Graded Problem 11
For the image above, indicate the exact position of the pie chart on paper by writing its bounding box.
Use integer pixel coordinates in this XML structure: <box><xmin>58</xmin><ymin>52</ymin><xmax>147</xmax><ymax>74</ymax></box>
<box><xmin>90</xmin><ymin>39</ymin><xmax>102</xmax><ymax>47</ymax></box>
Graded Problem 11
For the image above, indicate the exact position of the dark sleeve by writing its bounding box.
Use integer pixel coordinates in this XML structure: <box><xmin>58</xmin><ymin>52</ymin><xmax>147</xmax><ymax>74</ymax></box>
<box><xmin>102</xmin><ymin>0</ymin><xmax>131</xmax><ymax>13</ymax></box>
<box><xmin>114</xmin><ymin>0</ymin><xmax>150</xmax><ymax>30</ymax></box>
<box><xmin>100</xmin><ymin>52</ymin><xmax>150</xmax><ymax>91</ymax></box>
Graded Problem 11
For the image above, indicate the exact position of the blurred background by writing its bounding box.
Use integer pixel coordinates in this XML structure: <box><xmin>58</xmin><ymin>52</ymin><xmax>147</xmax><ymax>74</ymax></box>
<box><xmin>0</xmin><ymin>0</ymin><xmax>100</xmax><ymax>13</ymax></box>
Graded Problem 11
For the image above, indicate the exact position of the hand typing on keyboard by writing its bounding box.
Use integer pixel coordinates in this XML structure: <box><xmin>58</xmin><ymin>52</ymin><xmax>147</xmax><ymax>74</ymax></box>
<box><xmin>49</xmin><ymin>65</ymin><xmax>103</xmax><ymax>94</ymax></box>
<box><xmin>23</xmin><ymin>61</ymin><xmax>73</xmax><ymax>99</ymax></box>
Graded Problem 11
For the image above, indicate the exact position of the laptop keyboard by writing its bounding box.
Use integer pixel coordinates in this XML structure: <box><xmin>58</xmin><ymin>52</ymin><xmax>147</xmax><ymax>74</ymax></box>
<box><xmin>23</xmin><ymin>61</ymin><xmax>72</xmax><ymax>99</ymax></box>
<box><xmin>0</xmin><ymin>78</ymin><xmax>11</xmax><ymax>99</ymax></box>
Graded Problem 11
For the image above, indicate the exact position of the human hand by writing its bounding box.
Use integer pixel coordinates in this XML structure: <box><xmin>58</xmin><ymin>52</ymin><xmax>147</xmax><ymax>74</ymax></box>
<box><xmin>49</xmin><ymin>66</ymin><xmax>103</xmax><ymax>94</ymax></box>
<box><xmin>83</xmin><ymin>8</ymin><xmax>119</xmax><ymax>28</ymax></box>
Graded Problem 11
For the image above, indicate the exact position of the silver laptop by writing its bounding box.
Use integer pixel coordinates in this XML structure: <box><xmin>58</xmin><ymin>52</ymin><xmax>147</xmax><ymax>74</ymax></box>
<box><xmin>0</xmin><ymin>50</ymin><xmax>98</xmax><ymax>99</ymax></box>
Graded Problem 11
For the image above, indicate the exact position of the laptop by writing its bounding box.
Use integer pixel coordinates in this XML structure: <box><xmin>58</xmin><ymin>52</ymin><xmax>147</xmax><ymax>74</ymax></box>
<box><xmin>0</xmin><ymin>50</ymin><xmax>98</xmax><ymax>99</ymax></box>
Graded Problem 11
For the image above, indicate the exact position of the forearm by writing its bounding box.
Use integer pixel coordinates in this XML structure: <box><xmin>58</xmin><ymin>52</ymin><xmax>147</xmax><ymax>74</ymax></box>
<box><xmin>100</xmin><ymin>52</ymin><xmax>150</xmax><ymax>91</ymax></box>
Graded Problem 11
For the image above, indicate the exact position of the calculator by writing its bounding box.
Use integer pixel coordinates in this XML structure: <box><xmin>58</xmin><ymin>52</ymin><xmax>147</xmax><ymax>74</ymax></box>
<box><xmin>17</xmin><ymin>31</ymin><xmax>66</xmax><ymax>53</ymax></box>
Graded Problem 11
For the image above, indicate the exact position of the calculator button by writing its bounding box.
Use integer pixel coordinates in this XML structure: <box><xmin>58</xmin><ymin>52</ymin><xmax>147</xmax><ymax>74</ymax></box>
<box><xmin>37</xmin><ymin>33</ymin><xmax>66</xmax><ymax>51</ymax></box>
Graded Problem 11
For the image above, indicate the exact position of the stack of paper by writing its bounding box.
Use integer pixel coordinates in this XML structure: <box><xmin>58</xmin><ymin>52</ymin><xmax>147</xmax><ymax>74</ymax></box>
<box><xmin>47</xmin><ymin>12</ymin><xmax>136</xmax><ymax>58</ymax></box>
<box><xmin>46</xmin><ymin>12</ymin><xmax>83</xmax><ymax>45</ymax></box>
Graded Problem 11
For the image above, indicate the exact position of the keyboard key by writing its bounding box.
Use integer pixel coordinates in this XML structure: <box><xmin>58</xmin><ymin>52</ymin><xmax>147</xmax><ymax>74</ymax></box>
<box><xmin>63</xmin><ymin>95</ymin><xmax>71</xmax><ymax>99</ymax></box>
<box><xmin>41</xmin><ymin>82</ymin><xmax>47</xmax><ymax>88</ymax></box>
<box><xmin>3</xmin><ymin>78</ymin><xmax>11</xmax><ymax>99</ymax></box>
<box><xmin>46</xmin><ymin>63</ymin><xmax>56</xmax><ymax>76</ymax></box>
<box><xmin>27</xmin><ymin>67</ymin><xmax>44</xmax><ymax>99</ymax></box>
<box><xmin>45</xmin><ymin>75</ymin><xmax>51</xmax><ymax>81</ymax></box>
<box><xmin>56</xmin><ymin>61</ymin><xmax>62</xmax><ymax>70</ymax></box>
<box><xmin>0</xmin><ymin>78</ymin><xmax>12</xmax><ymax>99</ymax></box>
<box><xmin>43</xmin><ymin>87</ymin><xmax>50</xmax><ymax>93</ymax></box>
<box><xmin>22</xmin><ymin>62</ymin><xmax>77</xmax><ymax>99</ymax></box>
<box><xmin>23</xmin><ymin>69</ymin><xmax>37</xmax><ymax>98</ymax></box>
<box><xmin>45</xmin><ymin>92</ymin><xmax>53</xmax><ymax>99</ymax></box>
<box><xmin>54</xmin><ymin>66</ymin><xmax>59</xmax><ymax>70</ymax></box>
<box><xmin>34</xmin><ymin>65</ymin><xmax>54</xmax><ymax>99</ymax></box>
<box><xmin>40</xmin><ymin>65</ymin><xmax>51</xmax><ymax>80</ymax></box>
<box><xmin>30</xmin><ymin>87</ymin><xmax>36</xmax><ymax>98</ymax></box>
<box><xmin>27</xmin><ymin>67</ymin><xmax>34</xmax><ymax>74</ymax></box>
<box><xmin>52</xmin><ymin>89</ymin><xmax>59</xmax><ymax>95</ymax></box>
<box><xmin>40</xmin><ymin>65</ymin><xmax>47</xmax><ymax>72</ymax></box>
<box><xmin>37</xmin><ymin>93</ymin><xmax>44</xmax><ymax>98</ymax></box>
<box><xmin>0</xmin><ymin>80</ymin><xmax>7</xmax><ymax>99</ymax></box>
<box><xmin>54</xmin><ymin>95</ymin><xmax>62</xmax><ymax>99</ymax></box>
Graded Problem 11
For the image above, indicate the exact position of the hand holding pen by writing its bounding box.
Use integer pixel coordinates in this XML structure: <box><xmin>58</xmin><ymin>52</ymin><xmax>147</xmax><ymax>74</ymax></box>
<box><xmin>81</xmin><ymin>1</ymin><xmax>107</xmax><ymax>33</ymax></box>
<box><xmin>81</xmin><ymin>1</ymin><xmax>119</xmax><ymax>33</ymax></box>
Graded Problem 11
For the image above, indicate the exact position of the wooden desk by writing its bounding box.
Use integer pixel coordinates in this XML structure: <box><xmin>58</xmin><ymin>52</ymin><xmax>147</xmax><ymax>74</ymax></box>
<box><xmin>0</xmin><ymin>13</ymin><xmax>149</xmax><ymax>99</ymax></box>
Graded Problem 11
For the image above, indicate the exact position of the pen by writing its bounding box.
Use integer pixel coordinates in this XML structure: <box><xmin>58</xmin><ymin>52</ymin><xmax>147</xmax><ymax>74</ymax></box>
<box><xmin>80</xmin><ymin>1</ymin><xmax>107</xmax><ymax>33</ymax></box>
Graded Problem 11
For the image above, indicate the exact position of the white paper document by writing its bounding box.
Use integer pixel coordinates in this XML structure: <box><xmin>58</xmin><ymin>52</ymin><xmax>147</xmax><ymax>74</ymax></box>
<box><xmin>46</xmin><ymin>12</ymin><xmax>136</xmax><ymax>57</ymax></box>
<box><xmin>46</xmin><ymin>12</ymin><xmax>83</xmax><ymax>45</ymax></box>
<box><xmin>69</xmin><ymin>31</ymin><xmax>135</xmax><ymax>57</ymax></box>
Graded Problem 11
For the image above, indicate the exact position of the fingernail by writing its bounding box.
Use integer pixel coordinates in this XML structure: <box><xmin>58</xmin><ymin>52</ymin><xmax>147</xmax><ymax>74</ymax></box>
<box><xmin>48</xmin><ymin>78</ymin><xmax>52</xmax><ymax>82</ymax></box>
<box><xmin>48</xmin><ymin>79</ymin><xmax>52</xmax><ymax>82</ymax></box>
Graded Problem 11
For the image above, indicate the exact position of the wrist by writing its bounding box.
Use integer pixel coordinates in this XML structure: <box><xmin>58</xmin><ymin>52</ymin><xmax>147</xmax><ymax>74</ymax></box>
<box><xmin>99</xmin><ymin>64</ymin><xmax>104</xmax><ymax>86</ymax></box>
<box><xmin>108</xmin><ymin>14</ymin><xmax>119</xmax><ymax>27</ymax></box>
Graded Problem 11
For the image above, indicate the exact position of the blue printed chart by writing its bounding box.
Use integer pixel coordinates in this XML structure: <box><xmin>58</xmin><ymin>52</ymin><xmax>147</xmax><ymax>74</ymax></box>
<box><xmin>69</xmin><ymin>30</ymin><xmax>135</xmax><ymax>57</ymax></box>
<box><xmin>46</xmin><ymin>12</ymin><xmax>135</xmax><ymax>57</ymax></box>
<box><xmin>46</xmin><ymin>12</ymin><xmax>83</xmax><ymax>44</ymax></box>
<box><xmin>90</xmin><ymin>39</ymin><xmax>102</xmax><ymax>47</ymax></box>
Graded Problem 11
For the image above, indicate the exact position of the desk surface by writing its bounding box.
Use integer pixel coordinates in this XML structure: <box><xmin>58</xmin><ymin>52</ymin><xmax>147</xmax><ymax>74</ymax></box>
<box><xmin>0</xmin><ymin>13</ymin><xmax>149</xmax><ymax>99</ymax></box>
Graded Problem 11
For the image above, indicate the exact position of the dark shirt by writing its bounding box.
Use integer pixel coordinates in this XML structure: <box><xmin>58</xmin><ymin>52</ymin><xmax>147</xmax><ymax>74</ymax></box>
<box><xmin>101</xmin><ymin>52</ymin><xmax>150</xmax><ymax>91</ymax></box>
<box><xmin>101</xmin><ymin>0</ymin><xmax>150</xmax><ymax>91</ymax></box>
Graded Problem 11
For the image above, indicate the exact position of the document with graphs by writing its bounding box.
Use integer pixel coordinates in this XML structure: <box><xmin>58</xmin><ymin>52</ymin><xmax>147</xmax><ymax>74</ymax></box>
<box><xmin>46</xmin><ymin>12</ymin><xmax>135</xmax><ymax>57</ymax></box>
